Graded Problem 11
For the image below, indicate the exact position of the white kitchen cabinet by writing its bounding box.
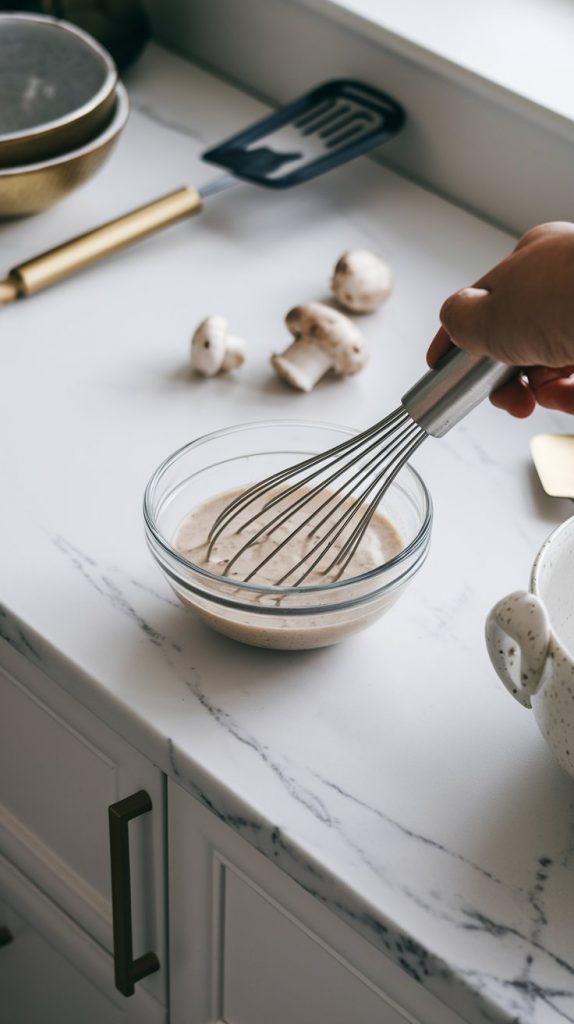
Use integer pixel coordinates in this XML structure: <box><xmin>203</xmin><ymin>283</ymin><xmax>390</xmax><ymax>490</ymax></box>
<box><xmin>168</xmin><ymin>779</ymin><xmax>465</xmax><ymax>1024</ymax></box>
<box><xmin>0</xmin><ymin>638</ymin><xmax>468</xmax><ymax>1024</ymax></box>
<box><xmin>0</xmin><ymin>640</ymin><xmax>166</xmax><ymax>1014</ymax></box>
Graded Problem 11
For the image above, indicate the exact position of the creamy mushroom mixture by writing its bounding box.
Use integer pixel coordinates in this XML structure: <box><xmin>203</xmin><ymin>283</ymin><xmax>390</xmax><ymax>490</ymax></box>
<box><xmin>174</xmin><ymin>485</ymin><xmax>403</xmax><ymax>588</ymax></box>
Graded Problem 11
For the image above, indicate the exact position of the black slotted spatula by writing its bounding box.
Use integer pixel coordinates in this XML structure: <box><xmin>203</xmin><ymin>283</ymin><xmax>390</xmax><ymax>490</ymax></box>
<box><xmin>0</xmin><ymin>80</ymin><xmax>405</xmax><ymax>305</ymax></box>
<box><xmin>203</xmin><ymin>80</ymin><xmax>404</xmax><ymax>187</ymax></box>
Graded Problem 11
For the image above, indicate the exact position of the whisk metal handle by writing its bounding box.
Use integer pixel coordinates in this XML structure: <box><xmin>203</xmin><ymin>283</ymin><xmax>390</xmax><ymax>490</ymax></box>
<box><xmin>401</xmin><ymin>348</ymin><xmax>515</xmax><ymax>437</ymax></box>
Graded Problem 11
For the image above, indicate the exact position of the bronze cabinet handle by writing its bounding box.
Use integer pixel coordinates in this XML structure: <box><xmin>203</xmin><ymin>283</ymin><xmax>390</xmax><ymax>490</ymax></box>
<box><xmin>0</xmin><ymin>926</ymin><xmax>13</xmax><ymax>947</ymax></box>
<box><xmin>108</xmin><ymin>790</ymin><xmax>160</xmax><ymax>997</ymax></box>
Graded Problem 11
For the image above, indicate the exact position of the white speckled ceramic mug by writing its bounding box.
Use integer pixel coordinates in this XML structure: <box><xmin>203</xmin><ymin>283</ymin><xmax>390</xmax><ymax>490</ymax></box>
<box><xmin>485</xmin><ymin>516</ymin><xmax>574</xmax><ymax>778</ymax></box>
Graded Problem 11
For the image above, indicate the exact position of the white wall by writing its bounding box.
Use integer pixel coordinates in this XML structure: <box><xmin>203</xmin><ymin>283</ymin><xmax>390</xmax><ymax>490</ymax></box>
<box><xmin>143</xmin><ymin>0</ymin><xmax>574</xmax><ymax>235</ymax></box>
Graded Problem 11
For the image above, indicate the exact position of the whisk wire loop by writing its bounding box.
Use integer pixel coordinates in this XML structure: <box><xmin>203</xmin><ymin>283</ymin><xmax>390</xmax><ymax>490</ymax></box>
<box><xmin>309</xmin><ymin>416</ymin><xmax>419</xmax><ymax>538</ymax></box>
<box><xmin>240</xmin><ymin>420</ymin><xmax>416</xmax><ymax>584</ymax></box>
<box><xmin>228</xmin><ymin>411</ymin><xmax>415</xmax><ymax>570</ymax></box>
<box><xmin>206</xmin><ymin>406</ymin><xmax>429</xmax><ymax>586</ymax></box>
<box><xmin>207</xmin><ymin>408</ymin><xmax>406</xmax><ymax>551</ymax></box>
<box><xmin>283</xmin><ymin>421</ymin><xmax>426</xmax><ymax>586</ymax></box>
<box><xmin>327</xmin><ymin>428</ymin><xmax>427</xmax><ymax>578</ymax></box>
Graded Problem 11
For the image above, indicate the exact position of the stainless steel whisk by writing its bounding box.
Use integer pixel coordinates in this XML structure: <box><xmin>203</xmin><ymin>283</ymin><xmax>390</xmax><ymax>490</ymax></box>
<box><xmin>208</xmin><ymin>350</ymin><xmax>514</xmax><ymax>586</ymax></box>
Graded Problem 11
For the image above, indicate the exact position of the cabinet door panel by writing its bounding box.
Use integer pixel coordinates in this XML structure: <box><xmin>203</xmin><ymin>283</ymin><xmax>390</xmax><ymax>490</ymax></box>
<box><xmin>223</xmin><ymin>867</ymin><xmax>412</xmax><ymax>1024</ymax></box>
<box><xmin>0</xmin><ymin>641</ymin><xmax>166</xmax><ymax>1005</ymax></box>
<box><xmin>168</xmin><ymin>779</ymin><xmax>464</xmax><ymax>1024</ymax></box>
<box><xmin>0</xmin><ymin>663</ymin><xmax>115</xmax><ymax>895</ymax></box>
<box><xmin>0</xmin><ymin>859</ymin><xmax>165</xmax><ymax>1024</ymax></box>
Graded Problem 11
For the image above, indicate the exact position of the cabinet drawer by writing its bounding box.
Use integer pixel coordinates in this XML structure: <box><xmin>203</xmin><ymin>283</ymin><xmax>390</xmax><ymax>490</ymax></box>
<box><xmin>0</xmin><ymin>856</ymin><xmax>165</xmax><ymax>1024</ymax></box>
<box><xmin>0</xmin><ymin>642</ymin><xmax>166</xmax><ymax>1003</ymax></box>
<box><xmin>223</xmin><ymin>866</ymin><xmax>413</xmax><ymax>1024</ymax></box>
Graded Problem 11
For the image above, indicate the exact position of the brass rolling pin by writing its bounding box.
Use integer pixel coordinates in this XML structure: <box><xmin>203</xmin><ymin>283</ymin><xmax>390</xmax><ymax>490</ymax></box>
<box><xmin>0</xmin><ymin>178</ymin><xmax>235</xmax><ymax>305</ymax></box>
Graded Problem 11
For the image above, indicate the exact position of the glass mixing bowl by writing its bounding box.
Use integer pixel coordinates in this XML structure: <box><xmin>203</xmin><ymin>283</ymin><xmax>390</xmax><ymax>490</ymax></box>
<box><xmin>143</xmin><ymin>421</ymin><xmax>433</xmax><ymax>650</ymax></box>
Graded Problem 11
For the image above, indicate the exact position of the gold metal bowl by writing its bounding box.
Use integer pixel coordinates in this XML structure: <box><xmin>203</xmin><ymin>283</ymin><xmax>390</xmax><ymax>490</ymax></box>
<box><xmin>0</xmin><ymin>13</ymin><xmax>118</xmax><ymax>169</ymax></box>
<box><xmin>0</xmin><ymin>81</ymin><xmax>129</xmax><ymax>218</ymax></box>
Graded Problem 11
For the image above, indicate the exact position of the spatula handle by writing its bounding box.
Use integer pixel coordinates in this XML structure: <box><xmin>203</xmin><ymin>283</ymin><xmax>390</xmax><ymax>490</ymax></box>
<box><xmin>1</xmin><ymin>186</ymin><xmax>202</xmax><ymax>302</ymax></box>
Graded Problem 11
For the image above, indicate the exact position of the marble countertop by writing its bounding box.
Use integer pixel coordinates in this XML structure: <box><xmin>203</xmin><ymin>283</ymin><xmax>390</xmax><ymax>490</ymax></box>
<box><xmin>2</xmin><ymin>43</ymin><xmax>574</xmax><ymax>1024</ymax></box>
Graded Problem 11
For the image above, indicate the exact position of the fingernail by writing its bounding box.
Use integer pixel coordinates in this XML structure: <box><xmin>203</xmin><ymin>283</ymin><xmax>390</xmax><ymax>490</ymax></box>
<box><xmin>458</xmin><ymin>287</ymin><xmax>490</xmax><ymax>300</ymax></box>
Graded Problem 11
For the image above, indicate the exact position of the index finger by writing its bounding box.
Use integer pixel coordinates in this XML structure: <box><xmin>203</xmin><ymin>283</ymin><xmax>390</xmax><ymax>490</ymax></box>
<box><xmin>426</xmin><ymin>326</ymin><xmax>454</xmax><ymax>367</ymax></box>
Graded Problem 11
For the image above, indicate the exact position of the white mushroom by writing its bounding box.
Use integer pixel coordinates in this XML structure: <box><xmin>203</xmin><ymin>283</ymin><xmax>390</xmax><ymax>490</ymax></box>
<box><xmin>331</xmin><ymin>249</ymin><xmax>393</xmax><ymax>313</ymax></box>
<box><xmin>191</xmin><ymin>315</ymin><xmax>246</xmax><ymax>376</ymax></box>
<box><xmin>271</xmin><ymin>301</ymin><xmax>368</xmax><ymax>392</ymax></box>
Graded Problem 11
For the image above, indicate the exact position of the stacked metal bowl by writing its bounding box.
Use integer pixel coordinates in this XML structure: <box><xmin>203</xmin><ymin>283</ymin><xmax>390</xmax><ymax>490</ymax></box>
<box><xmin>0</xmin><ymin>12</ymin><xmax>129</xmax><ymax>217</ymax></box>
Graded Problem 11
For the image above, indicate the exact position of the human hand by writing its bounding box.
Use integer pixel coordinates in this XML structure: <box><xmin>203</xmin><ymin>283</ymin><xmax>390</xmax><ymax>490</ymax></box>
<box><xmin>427</xmin><ymin>222</ymin><xmax>574</xmax><ymax>416</ymax></box>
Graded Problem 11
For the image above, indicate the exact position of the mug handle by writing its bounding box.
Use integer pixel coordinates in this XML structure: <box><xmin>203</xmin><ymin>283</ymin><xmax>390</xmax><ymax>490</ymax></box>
<box><xmin>485</xmin><ymin>591</ymin><xmax>550</xmax><ymax>708</ymax></box>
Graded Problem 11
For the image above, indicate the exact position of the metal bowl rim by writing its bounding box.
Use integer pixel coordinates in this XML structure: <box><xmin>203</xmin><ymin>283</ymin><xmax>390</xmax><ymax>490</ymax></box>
<box><xmin>0</xmin><ymin>13</ymin><xmax>117</xmax><ymax>148</ymax></box>
<box><xmin>0</xmin><ymin>80</ymin><xmax>129</xmax><ymax>177</ymax></box>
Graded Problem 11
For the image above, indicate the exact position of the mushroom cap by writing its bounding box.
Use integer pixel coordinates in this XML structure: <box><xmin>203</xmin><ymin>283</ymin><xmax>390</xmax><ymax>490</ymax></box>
<box><xmin>285</xmin><ymin>301</ymin><xmax>368</xmax><ymax>375</ymax></box>
<box><xmin>191</xmin><ymin>315</ymin><xmax>228</xmax><ymax>375</ymax></box>
<box><xmin>331</xmin><ymin>249</ymin><xmax>392</xmax><ymax>313</ymax></box>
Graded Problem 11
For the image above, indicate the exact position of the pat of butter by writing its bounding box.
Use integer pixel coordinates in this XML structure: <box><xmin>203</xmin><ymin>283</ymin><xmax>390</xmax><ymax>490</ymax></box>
<box><xmin>530</xmin><ymin>434</ymin><xmax>574</xmax><ymax>498</ymax></box>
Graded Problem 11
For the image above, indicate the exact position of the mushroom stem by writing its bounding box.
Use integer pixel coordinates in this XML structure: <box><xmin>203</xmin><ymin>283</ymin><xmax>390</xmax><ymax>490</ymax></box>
<box><xmin>271</xmin><ymin>338</ymin><xmax>333</xmax><ymax>392</ymax></box>
<box><xmin>221</xmin><ymin>335</ymin><xmax>246</xmax><ymax>371</ymax></box>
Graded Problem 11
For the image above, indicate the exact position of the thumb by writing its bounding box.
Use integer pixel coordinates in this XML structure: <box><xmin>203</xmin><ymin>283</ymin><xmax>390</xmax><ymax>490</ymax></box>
<box><xmin>440</xmin><ymin>287</ymin><xmax>492</xmax><ymax>357</ymax></box>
